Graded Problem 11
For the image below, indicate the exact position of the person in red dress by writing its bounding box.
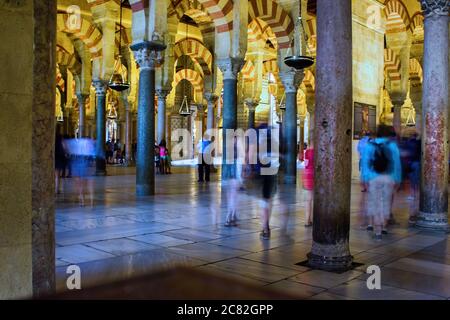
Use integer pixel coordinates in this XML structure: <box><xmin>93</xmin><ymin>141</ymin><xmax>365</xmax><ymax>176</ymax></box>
<box><xmin>302</xmin><ymin>141</ymin><xmax>314</xmax><ymax>227</ymax></box>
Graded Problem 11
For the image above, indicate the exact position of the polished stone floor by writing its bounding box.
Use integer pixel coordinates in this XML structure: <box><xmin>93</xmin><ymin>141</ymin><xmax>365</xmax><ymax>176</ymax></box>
<box><xmin>55</xmin><ymin>166</ymin><xmax>450</xmax><ymax>300</ymax></box>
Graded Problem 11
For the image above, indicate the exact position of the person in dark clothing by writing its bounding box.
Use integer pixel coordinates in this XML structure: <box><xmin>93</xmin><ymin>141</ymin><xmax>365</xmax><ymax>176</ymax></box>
<box><xmin>55</xmin><ymin>132</ymin><xmax>67</xmax><ymax>194</ymax></box>
<box><xmin>406</xmin><ymin>133</ymin><xmax>421</xmax><ymax>223</ymax></box>
<box><xmin>197</xmin><ymin>139</ymin><xmax>211</xmax><ymax>182</ymax></box>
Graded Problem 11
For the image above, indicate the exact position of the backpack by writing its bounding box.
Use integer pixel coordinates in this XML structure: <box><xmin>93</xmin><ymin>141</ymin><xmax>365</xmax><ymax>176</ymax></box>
<box><xmin>370</xmin><ymin>141</ymin><xmax>391</xmax><ymax>174</ymax></box>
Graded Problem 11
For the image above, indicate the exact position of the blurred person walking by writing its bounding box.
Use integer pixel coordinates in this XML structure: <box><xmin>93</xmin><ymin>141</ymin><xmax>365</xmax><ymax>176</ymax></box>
<box><xmin>361</xmin><ymin>125</ymin><xmax>402</xmax><ymax>240</ymax></box>
<box><xmin>55</xmin><ymin>130</ymin><xmax>67</xmax><ymax>194</ymax></box>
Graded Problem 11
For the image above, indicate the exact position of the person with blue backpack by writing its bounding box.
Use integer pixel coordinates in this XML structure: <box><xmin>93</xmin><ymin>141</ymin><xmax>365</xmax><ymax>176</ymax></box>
<box><xmin>360</xmin><ymin>125</ymin><xmax>402</xmax><ymax>240</ymax></box>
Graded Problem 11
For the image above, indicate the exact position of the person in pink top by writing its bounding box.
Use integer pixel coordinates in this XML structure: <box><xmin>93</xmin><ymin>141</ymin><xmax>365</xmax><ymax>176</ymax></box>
<box><xmin>302</xmin><ymin>140</ymin><xmax>314</xmax><ymax>227</ymax></box>
<box><xmin>159</xmin><ymin>140</ymin><xmax>167</xmax><ymax>174</ymax></box>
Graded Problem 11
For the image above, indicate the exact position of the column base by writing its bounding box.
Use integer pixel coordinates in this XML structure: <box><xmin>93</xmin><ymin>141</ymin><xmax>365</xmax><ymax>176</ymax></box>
<box><xmin>136</xmin><ymin>184</ymin><xmax>154</xmax><ymax>196</ymax></box>
<box><xmin>308</xmin><ymin>241</ymin><xmax>353</xmax><ymax>272</ymax></box>
<box><xmin>415</xmin><ymin>211</ymin><xmax>449</xmax><ymax>232</ymax></box>
<box><xmin>283</xmin><ymin>175</ymin><xmax>296</xmax><ymax>185</ymax></box>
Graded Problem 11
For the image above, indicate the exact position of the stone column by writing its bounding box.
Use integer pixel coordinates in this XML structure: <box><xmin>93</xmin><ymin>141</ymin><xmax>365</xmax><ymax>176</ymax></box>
<box><xmin>93</xmin><ymin>80</ymin><xmax>108</xmax><ymax>175</ymax></box>
<box><xmin>217</xmin><ymin>57</ymin><xmax>244</xmax><ymax>180</ymax></box>
<box><xmin>409</xmin><ymin>83</ymin><xmax>422</xmax><ymax>133</ymax></box>
<box><xmin>280</xmin><ymin>71</ymin><xmax>304</xmax><ymax>184</ymax></box>
<box><xmin>391</xmin><ymin>95</ymin><xmax>405</xmax><ymax>137</ymax></box>
<box><xmin>131</xmin><ymin>42</ymin><xmax>161</xmax><ymax>196</ymax></box>
<box><xmin>308</xmin><ymin>0</ymin><xmax>353</xmax><ymax>271</ymax></box>
<box><xmin>0</xmin><ymin>0</ymin><xmax>56</xmax><ymax>298</ymax></box>
<box><xmin>156</xmin><ymin>87</ymin><xmax>170</xmax><ymax>145</ymax></box>
<box><xmin>245</xmin><ymin>98</ymin><xmax>258</xmax><ymax>129</ymax></box>
<box><xmin>205</xmin><ymin>92</ymin><xmax>218</xmax><ymax>130</ymax></box>
<box><xmin>417</xmin><ymin>0</ymin><xmax>449</xmax><ymax>231</ymax></box>
<box><xmin>125</xmin><ymin>104</ymin><xmax>133</xmax><ymax>165</ymax></box>
<box><xmin>77</xmin><ymin>94</ymin><xmax>89</xmax><ymax>137</ymax></box>
<box><xmin>299</xmin><ymin>115</ymin><xmax>305</xmax><ymax>156</ymax></box>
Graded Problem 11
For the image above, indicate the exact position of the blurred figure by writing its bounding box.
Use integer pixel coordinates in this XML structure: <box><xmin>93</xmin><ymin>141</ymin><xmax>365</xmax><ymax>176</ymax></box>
<box><xmin>358</xmin><ymin>131</ymin><xmax>371</xmax><ymax>192</ymax></box>
<box><xmin>165</xmin><ymin>148</ymin><xmax>172</xmax><ymax>174</ymax></box>
<box><xmin>251</xmin><ymin>124</ymin><xmax>278</xmax><ymax>239</ymax></box>
<box><xmin>406</xmin><ymin>133</ymin><xmax>421</xmax><ymax>223</ymax></box>
<box><xmin>66</xmin><ymin>138</ymin><xmax>95</xmax><ymax>206</ymax></box>
<box><xmin>358</xmin><ymin>131</ymin><xmax>374</xmax><ymax>228</ymax></box>
<box><xmin>159</xmin><ymin>140</ymin><xmax>167</xmax><ymax>175</ymax></box>
<box><xmin>63</xmin><ymin>134</ymin><xmax>72</xmax><ymax>178</ymax></box>
<box><xmin>197</xmin><ymin>138</ymin><xmax>211</xmax><ymax>182</ymax></box>
<box><xmin>132</xmin><ymin>139</ymin><xmax>137</xmax><ymax>163</ymax></box>
<box><xmin>55</xmin><ymin>130</ymin><xmax>67</xmax><ymax>194</ymax></box>
<box><xmin>224</xmin><ymin>137</ymin><xmax>245</xmax><ymax>227</ymax></box>
<box><xmin>302</xmin><ymin>140</ymin><xmax>314</xmax><ymax>227</ymax></box>
<box><xmin>361</xmin><ymin>125</ymin><xmax>402</xmax><ymax>240</ymax></box>
<box><xmin>154</xmin><ymin>143</ymin><xmax>161</xmax><ymax>173</ymax></box>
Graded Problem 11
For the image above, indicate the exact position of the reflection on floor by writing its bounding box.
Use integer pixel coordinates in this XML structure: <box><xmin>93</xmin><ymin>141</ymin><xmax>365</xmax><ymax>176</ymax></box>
<box><xmin>55</xmin><ymin>166</ymin><xmax>450</xmax><ymax>300</ymax></box>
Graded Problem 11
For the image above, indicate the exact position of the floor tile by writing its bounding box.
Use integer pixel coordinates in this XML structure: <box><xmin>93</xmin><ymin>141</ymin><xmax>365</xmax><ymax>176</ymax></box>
<box><xmin>86</xmin><ymin>238</ymin><xmax>160</xmax><ymax>256</ymax></box>
<box><xmin>56</xmin><ymin>244</ymin><xmax>115</xmax><ymax>264</ymax></box>
<box><xmin>206</xmin><ymin>258</ymin><xmax>301</xmax><ymax>283</ymax></box>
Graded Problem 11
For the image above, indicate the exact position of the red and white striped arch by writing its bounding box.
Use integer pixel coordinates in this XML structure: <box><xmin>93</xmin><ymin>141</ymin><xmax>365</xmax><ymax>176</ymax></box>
<box><xmin>173</xmin><ymin>39</ymin><xmax>213</xmax><ymax>75</ymax></box>
<box><xmin>384</xmin><ymin>48</ymin><xmax>402</xmax><ymax>82</ymax></box>
<box><xmin>56</xmin><ymin>46</ymin><xmax>81</xmax><ymax>75</ymax></box>
<box><xmin>173</xmin><ymin>69</ymin><xmax>204</xmax><ymax>96</ymax></box>
<box><xmin>248</xmin><ymin>18</ymin><xmax>278</xmax><ymax>50</ymax></box>
<box><xmin>409</xmin><ymin>58</ymin><xmax>423</xmax><ymax>85</ymax></box>
<box><xmin>410</xmin><ymin>12</ymin><xmax>424</xmax><ymax>34</ymax></box>
<box><xmin>197</xmin><ymin>0</ymin><xmax>234</xmax><ymax>33</ymax></box>
<box><xmin>168</xmin><ymin>0</ymin><xmax>215</xmax><ymax>35</ymax></box>
<box><xmin>384</xmin><ymin>0</ymin><xmax>411</xmax><ymax>34</ymax></box>
<box><xmin>248</xmin><ymin>0</ymin><xmax>294</xmax><ymax>50</ymax></box>
<box><xmin>57</xmin><ymin>13</ymin><xmax>102</xmax><ymax>59</ymax></box>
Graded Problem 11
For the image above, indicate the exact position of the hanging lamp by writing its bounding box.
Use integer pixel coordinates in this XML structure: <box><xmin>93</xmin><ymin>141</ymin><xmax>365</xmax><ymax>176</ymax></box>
<box><xmin>178</xmin><ymin>15</ymin><xmax>192</xmax><ymax>117</ymax></box>
<box><xmin>284</xmin><ymin>1</ymin><xmax>314</xmax><ymax>70</ymax></box>
<box><xmin>56</xmin><ymin>104</ymin><xmax>64</xmax><ymax>122</ymax></box>
<box><xmin>109</xmin><ymin>0</ymin><xmax>130</xmax><ymax>92</ymax></box>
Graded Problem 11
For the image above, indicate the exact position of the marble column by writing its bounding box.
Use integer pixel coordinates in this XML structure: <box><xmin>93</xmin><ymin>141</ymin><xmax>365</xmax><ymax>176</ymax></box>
<box><xmin>93</xmin><ymin>80</ymin><xmax>108</xmax><ymax>176</ymax></box>
<box><xmin>417</xmin><ymin>0</ymin><xmax>449</xmax><ymax>231</ymax></box>
<box><xmin>77</xmin><ymin>94</ymin><xmax>89</xmax><ymax>138</ymax></box>
<box><xmin>280</xmin><ymin>71</ymin><xmax>304</xmax><ymax>184</ymax></box>
<box><xmin>156</xmin><ymin>88</ymin><xmax>170</xmax><ymax>145</ymax></box>
<box><xmin>308</xmin><ymin>0</ymin><xmax>353</xmax><ymax>271</ymax></box>
<box><xmin>244</xmin><ymin>98</ymin><xmax>258</xmax><ymax>129</ymax></box>
<box><xmin>131</xmin><ymin>42</ymin><xmax>162</xmax><ymax>196</ymax></box>
<box><xmin>205</xmin><ymin>92</ymin><xmax>218</xmax><ymax>130</ymax></box>
<box><xmin>217</xmin><ymin>57</ymin><xmax>245</xmax><ymax>180</ymax></box>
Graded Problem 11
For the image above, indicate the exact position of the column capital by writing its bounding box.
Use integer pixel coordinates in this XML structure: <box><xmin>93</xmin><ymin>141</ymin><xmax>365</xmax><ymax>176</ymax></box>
<box><xmin>204</xmin><ymin>92</ymin><xmax>219</xmax><ymax>104</ymax></box>
<box><xmin>92</xmin><ymin>80</ymin><xmax>108</xmax><ymax>96</ymax></box>
<box><xmin>390</xmin><ymin>92</ymin><xmax>407</xmax><ymax>106</ymax></box>
<box><xmin>217</xmin><ymin>57</ymin><xmax>245</xmax><ymax>81</ymax></box>
<box><xmin>76</xmin><ymin>93</ymin><xmax>89</xmax><ymax>101</ymax></box>
<box><xmin>419</xmin><ymin>0</ymin><xmax>449</xmax><ymax>18</ymax></box>
<box><xmin>155</xmin><ymin>87</ymin><xmax>171</xmax><ymax>99</ymax></box>
<box><xmin>131</xmin><ymin>42</ymin><xmax>164</xmax><ymax>70</ymax></box>
<box><xmin>244</xmin><ymin>98</ymin><xmax>259</xmax><ymax>111</ymax></box>
<box><xmin>280</xmin><ymin>70</ymin><xmax>305</xmax><ymax>94</ymax></box>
